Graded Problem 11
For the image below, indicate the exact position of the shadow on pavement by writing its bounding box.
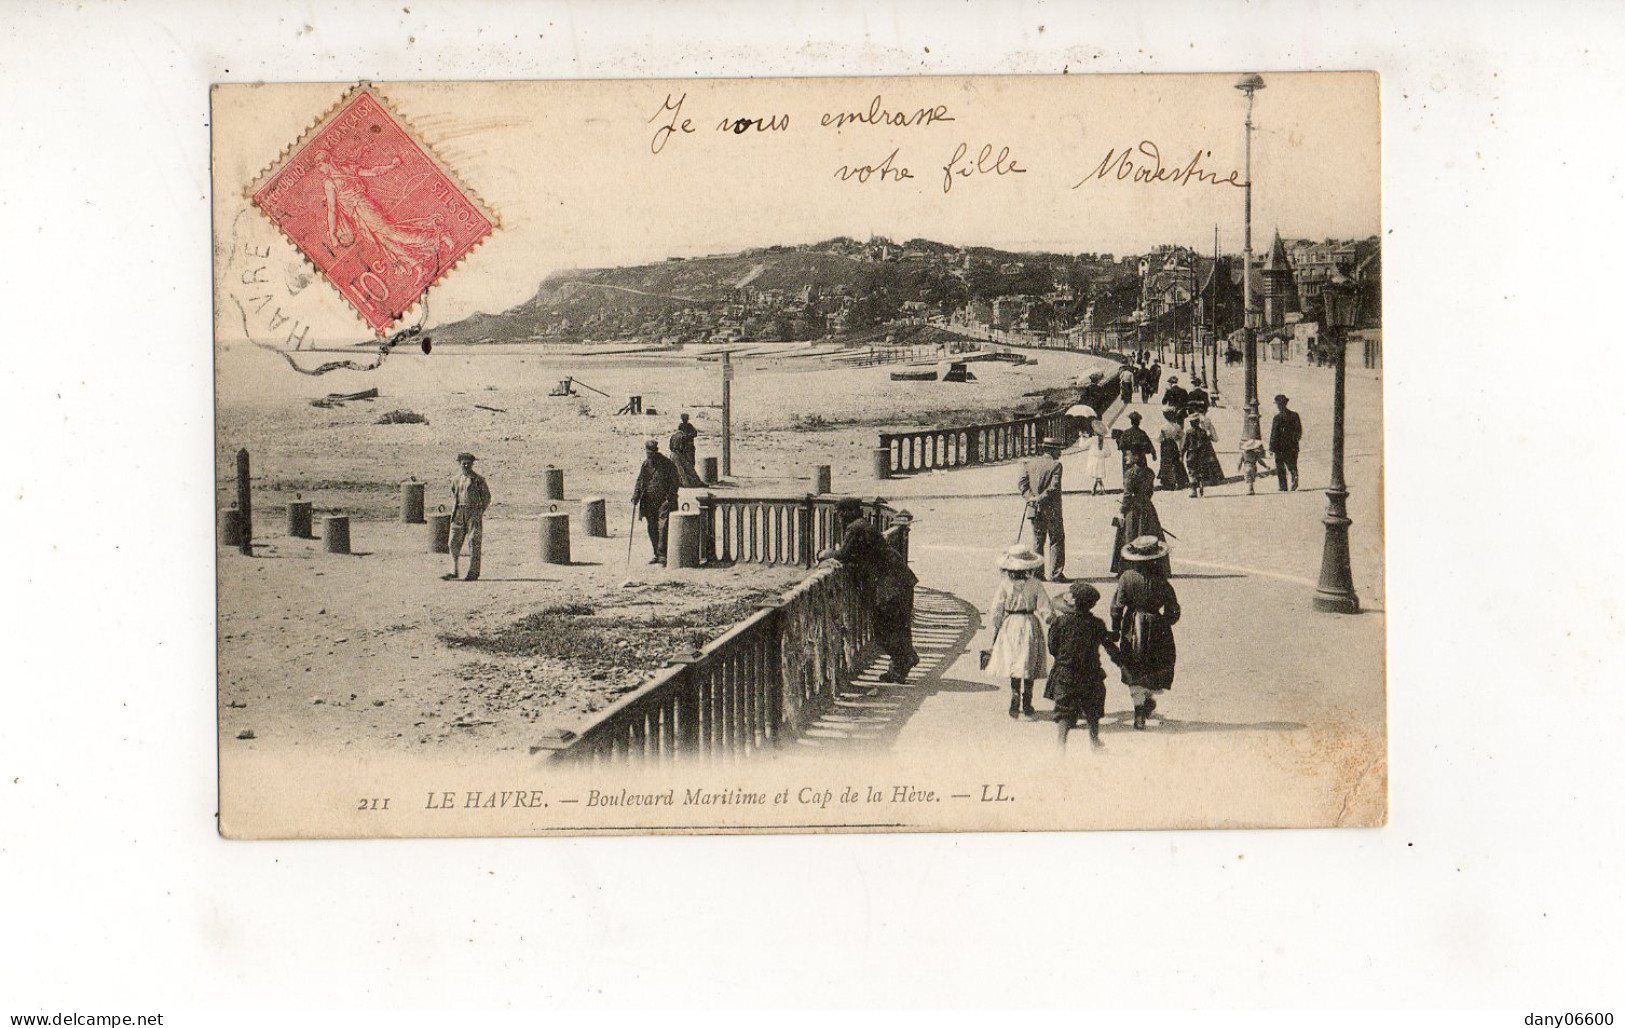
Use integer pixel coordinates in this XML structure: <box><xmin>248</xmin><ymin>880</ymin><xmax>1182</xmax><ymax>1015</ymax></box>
<box><xmin>1090</xmin><ymin>709</ymin><xmax>1307</xmax><ymax>735</ymax></box>
<box><xmin>792</xmin><ymin>587</ymin><xmax>985</xmax><ymax>753</ymax></box>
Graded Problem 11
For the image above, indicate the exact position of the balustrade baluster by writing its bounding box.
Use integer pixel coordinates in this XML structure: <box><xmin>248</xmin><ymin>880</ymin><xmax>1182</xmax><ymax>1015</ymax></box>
<box><xmin>742</xmin><ymin>647</ymin><xmax>757</xmax><ymax>751</ymax></box>
<box><xmin>732</xmin><ymin>651</ymin><xmax>747</xmax><ymax>757</ymax></box>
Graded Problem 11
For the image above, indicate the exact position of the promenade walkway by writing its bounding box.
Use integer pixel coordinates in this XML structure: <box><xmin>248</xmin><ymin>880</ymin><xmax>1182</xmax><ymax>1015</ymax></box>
<box><xmin>797</xmin><ymin>356</ymin><xmax>1387</xmax><ymax>828</ymax></box>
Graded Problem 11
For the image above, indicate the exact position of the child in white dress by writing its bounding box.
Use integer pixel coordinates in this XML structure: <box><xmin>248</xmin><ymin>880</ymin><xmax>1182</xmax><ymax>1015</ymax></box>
<box><xmin>1082</xmin><ymin>420</ymin><xmax>1110</xmax><ymax>494</ymax></box>
<box><xmin>986</xmin><ymin>545</ymin><xmax>1055</xmax><ymax>718</ymax></box>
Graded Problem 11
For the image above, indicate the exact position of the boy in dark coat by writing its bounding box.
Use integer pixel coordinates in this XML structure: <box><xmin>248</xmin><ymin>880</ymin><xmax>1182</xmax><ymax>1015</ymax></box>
<box><xmin>1046</xmin><ymin>581</ymin><xmax>1121</xmax><ymax>750</ymax></box>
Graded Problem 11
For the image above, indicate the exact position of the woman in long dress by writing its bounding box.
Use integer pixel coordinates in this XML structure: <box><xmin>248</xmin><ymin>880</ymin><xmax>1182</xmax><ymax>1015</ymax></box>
<box><xmin>1110</xmin><ymin>453</ymin><xmax>1171</xmax><ymax>577</ymax></box>
<box><xmin>1156</xmin><ymin>408</ymin><xmax>1190</xmax><ymax>492</ymax></box>
<box><xmin>986</xmin><ymin>545</ymin><xmax>1054</xmax><ymax>719</ymax></box>
<box><xmin>1112</xmin><ymin>535</ymin><xmax>1182</xmax><ymax>729</ymax></box>
<box><xmin>1184</xmin><ymin>400</ymin><xmax>1226</xmax><ymax>489</ymax></box>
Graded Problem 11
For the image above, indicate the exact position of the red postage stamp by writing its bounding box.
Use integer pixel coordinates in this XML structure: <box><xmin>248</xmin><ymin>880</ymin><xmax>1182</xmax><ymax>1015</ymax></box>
<box><xmin>252</xmin><ymin>87</ymin><xmax>493</xmax><ymax>335</ymax></box>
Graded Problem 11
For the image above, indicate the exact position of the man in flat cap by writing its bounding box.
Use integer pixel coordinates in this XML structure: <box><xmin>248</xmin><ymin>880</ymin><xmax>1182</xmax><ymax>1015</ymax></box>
<box><xmin>630</xmin><ymin>438</ymin><xmax>681</xmax><ymax>564</ymax></box>
<box><xmin>1268</xmin><ymin>393</ymin><xmax>1302</xmax><ymax>491</ymax></box>
<box><xmin>445</xmin><ymin>451</ymin><xmax>491</xmax><ymax>581</ymax></box>
<box><xmin>1017</xmin><ymin>436</ymin><xmax>1068</xmax><ymax>582</ymax></box>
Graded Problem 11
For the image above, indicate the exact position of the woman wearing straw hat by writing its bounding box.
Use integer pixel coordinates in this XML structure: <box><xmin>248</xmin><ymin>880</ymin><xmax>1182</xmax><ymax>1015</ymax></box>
<box><xmin>986</xmin><ymin>545</ymin><xmax>1054</xmax><ymax>719</ymax></box>
<box><xmin>1111</xmin><ymin>535</ymin><xmax>1182</xmax><ymax>730</ymax></box>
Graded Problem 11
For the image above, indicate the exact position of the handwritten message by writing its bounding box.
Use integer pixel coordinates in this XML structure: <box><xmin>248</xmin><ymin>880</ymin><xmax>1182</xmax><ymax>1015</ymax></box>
<box><xmin>648</xmin><ymin>92</ymin><xmax>1038</xmax><ymax>196</ymax></box>
<box><xmin>645</xmin><ymin>91</ymin><xmax>1241</xmax><ymax>199</ymax></box>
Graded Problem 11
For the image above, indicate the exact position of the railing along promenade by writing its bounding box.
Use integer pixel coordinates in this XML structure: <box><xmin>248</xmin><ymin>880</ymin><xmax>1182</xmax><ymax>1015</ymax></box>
<box><xmin>542</xmin><ymin>500</ymin><xmax>911</xmax><ymax>764</ymax></box>
<box><xmin>875</xmin><ymin>372</ymin><xmax>1125</xmax><ymax>478</ymax></box>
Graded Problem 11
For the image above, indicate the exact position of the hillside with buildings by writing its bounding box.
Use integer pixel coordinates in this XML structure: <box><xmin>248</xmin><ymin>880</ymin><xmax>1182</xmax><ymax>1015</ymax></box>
<box><xmin>432</xmin><ymin>234</ymin><xmax>1380</xmax><ymax>361</ymax></box>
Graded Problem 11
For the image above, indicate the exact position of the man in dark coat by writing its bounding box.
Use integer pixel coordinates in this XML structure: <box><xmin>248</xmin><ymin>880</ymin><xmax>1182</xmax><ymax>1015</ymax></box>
<box><xmin>1160</xmin><ymin>376</ymin><xmax>1189</xmax><ymax>421</ymax></box>
<box><xmin>668</xmin><ymin>413</ymin><xmax>705</xmax><ymax>488</ymax></box>
<box><xmin>630</xmin><ymin>439</ymin><xmax>681</xmax><ymax>563</ymax></box>
<box><xmin>1115</xmin><ymin>411</ymin><xmax>1157</xmax><ymax>477</ymax></box>
<box><xmin>824</xmin><ymin>498</ymin><xmax>919</xmax><ymax>683</ymax></box>
<box><xmin>1186</xmin><ymin>377</ymin><xmax>1210</xmax><ymax>416</ymax></box>
<box><xmin>1148</xmin><ymin>360</ymin><xmax>1163</xmax><ymax>397</ymax></box>
<box><xmin>1017</xmin><ymin>437</ymin><xmax>1067</xmax><ymax>582</ymax></box>
<box><xmin>1268</xmin><ymin>393</ymin><xmax>1303</xmax><ymax>491</ymax></box>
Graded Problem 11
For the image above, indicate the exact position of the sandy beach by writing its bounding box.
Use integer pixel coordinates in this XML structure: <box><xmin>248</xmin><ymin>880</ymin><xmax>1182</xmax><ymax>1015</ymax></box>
<box><xmin>215</xmin><ymin>338</ymin><xmax>1121</xmax><ymax>754</ymax></box>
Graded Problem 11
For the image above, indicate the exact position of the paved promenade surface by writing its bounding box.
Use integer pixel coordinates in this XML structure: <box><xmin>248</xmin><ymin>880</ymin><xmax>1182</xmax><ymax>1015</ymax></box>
<box><xmin>799</xmin><ymin>356</ymin><xmax>1387</xmax><ymax>829</ymax></box>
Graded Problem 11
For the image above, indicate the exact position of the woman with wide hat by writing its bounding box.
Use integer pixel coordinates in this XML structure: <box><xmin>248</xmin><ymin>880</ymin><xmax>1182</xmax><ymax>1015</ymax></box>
<box><xmin>985</xmin><ymin>544</ymin><xmax>1054</xmax><ymax>719</ymax></box>
<box><xmin>1111</xmin><ymin>535</ymin><xmax>1182</xmax><ymax>729</ymax></box>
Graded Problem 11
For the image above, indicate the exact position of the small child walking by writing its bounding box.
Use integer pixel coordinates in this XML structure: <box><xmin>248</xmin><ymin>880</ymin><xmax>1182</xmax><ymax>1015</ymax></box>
<box><xmin>1237</xmin><ymin>437</ymin><xmax>1273</xmax><ymax>495</ymax></box>
<box><xmin>1046</xmin><ymin>581</ymin><xmax>1121</xmax><ymax>750</ymax></box>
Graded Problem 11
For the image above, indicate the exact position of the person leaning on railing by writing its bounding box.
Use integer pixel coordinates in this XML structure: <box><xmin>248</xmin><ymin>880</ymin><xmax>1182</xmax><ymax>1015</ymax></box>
<box><xmin>818</xmin><ymin>497</ymin><xmax>919</xmax><ymax>684</ymax></box>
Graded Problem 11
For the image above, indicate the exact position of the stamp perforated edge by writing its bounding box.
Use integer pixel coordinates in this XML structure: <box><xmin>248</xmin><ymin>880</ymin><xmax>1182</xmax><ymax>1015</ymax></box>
<box><xmin>239</xmin><ymin>80</ymin><xmax>502</xmax><ymax>337</ymax></box>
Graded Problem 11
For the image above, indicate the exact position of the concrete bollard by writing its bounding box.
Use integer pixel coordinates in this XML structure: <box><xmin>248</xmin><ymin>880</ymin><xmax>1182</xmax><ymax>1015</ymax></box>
<box><xmin>539</xmin><ymin>511</ymin><xmax>571</xmax><ymax>565</ymax></box>
<box><xmin>400</xmin><ymin>480</ymin><xmax>425</xmax><ymax>523</ymax></box>
<box><xmin>581</xmin><ymin>497</ymin><xmax>607</xmax><ymax>538</ymax></box>
<box><xmin>543</xmin><ymin>466</ymin><xmax>565</xmax><ymax>501</ymax></box>
<box><xmin>323</xmin><ymin>516</ymin><xmax>351</xmax><ymax>554</ymax></box>
<box><xmin>218</xmin><ymin>507</ymin><xmax>245</xmax><ymax>548</ymax></box>
<box><xmin>428</xmin><ymin>513</ymin><xmax>452</xmax><ymax>553</ymax></box>
<box><xmin>872</xmin><ymin>446</ymin><xmax>892</xmax><ymax>480</ymax></box>
<box><xmin>235</xmin><ymin>448</ymin><xmax>252</xmax><ymax>556</ymax></box>
<box><xmin>813</xmin><ymin>464</ymin><xmax>832</xmax><ymax>494</ymax></box>
<box><xmin>702</xmin><ymin>456</ymin><xmax>719</xmax><ymax>484</ymax></box>
<box><xmin>286</xmin><ymin>500</ymin><xmax>313</xmax><ymax>538</ymax></box>
<box><xmin>666</xmin><ymin>510</ymin><xmax>702</xmax><ymax>568</ymax></box>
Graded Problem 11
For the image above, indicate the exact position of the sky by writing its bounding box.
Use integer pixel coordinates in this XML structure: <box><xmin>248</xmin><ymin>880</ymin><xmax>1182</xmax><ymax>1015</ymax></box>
<box><xmin>213</xmin><ymin>72</ymin><xmax>1379</xmax><ymax>340</ymax></box>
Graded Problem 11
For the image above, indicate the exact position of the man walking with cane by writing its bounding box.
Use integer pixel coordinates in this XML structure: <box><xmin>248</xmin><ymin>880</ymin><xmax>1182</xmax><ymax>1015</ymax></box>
<box><xmin>1017</xmin><ymin>436</ymin><xmax>1068</xmax><ymax>582</ymax></box>
<box><xmin>444</xmin><ymin>451</ymin><xmax>490</xmax><ymax>582</ymax></box>
<box><xmin>630</xmin><ymin>438</ymin><xmax>681</xmax><ymax>564</ymax></box>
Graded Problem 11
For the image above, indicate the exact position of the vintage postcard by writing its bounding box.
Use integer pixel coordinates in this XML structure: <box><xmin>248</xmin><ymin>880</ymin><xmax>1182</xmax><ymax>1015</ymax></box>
<box><xmin>213</xmin><ymin>74</ymin><xmax>1384</xmax><ymax>838</ymax></box>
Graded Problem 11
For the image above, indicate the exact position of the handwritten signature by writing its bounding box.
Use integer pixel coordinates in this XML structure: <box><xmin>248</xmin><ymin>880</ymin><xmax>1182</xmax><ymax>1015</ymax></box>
<box><xmin>1074</xmin><ymin>141</ymin><xmax>1243</xmax><ymax>189</ymax></box>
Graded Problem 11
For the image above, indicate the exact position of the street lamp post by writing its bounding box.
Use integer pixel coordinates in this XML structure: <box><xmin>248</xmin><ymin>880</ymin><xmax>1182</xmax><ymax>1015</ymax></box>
<box><xmin>1235</xmin><ymin>73</ymin><xmax>1265</xmax><ymax>441</ymax></box>
<box><xmin>1313</xmin><ymin>271</ymin><xmax>1360</xmax><ymax>614</ymax></box>
<box><xmin>1210</xmin><ymin>224</ymin><xmax>1222</xmax><ymax>405</ymax></box>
